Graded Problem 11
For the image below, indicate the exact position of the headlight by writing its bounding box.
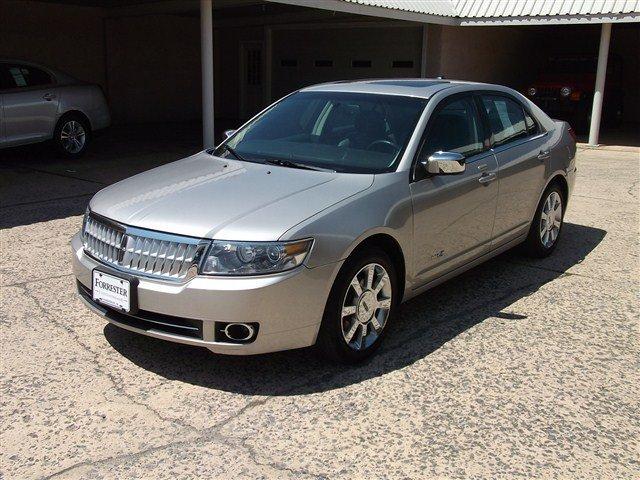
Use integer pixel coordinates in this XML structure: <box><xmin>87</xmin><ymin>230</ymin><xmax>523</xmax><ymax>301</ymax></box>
<box><xmin>527</xmin><ymin>87</ymin><xmax>537</xmax><ymax>96</ymax></box>
<box><xmin>560</xmin><ymin>86</ymin><xmax>572</xmax><ymax>97</ymax></box>
<box><xmin>200</xmin><ymin>239</ymin><xmax>313</xmax><ymax>276</ymax></box>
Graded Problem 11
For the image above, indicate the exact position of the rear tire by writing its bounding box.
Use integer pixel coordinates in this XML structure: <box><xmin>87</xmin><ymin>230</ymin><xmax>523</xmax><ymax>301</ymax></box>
<box><xmin>316</xmin><ymin>248</ymin><xmax>398</xmax><ymax>364</ymax></box>
<box><xmin>54</xmin><ymin>113</ymin><xmax>91</xmax><ymax>158</ymax></box>
<box><xmin>523</xmin><ymin>183</ymin><xmax>565</xmax><ymax>258</ymax></box>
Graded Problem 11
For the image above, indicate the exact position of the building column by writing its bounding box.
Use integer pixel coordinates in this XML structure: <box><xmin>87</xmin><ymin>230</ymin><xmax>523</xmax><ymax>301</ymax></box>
<box><xmin>420</xmin><ymin>24</ymin><xmax>429</xmax><ymax>78</ymax></box>
<box><xmin>588</xmin><ymin>23</ymin><xmax>612</xmax><ymax>146</ymax></box>
<box><xmin>201</xmin><ymin>0</ymin><xmax>215</xmax><ymax>148</ymax></box>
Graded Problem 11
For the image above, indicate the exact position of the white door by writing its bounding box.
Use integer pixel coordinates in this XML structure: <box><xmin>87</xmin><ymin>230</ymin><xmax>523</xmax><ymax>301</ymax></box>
<box><xmin>239</xmin><ymin>41</ymin><xmax>264</xmax><ymax>120</ymax></box>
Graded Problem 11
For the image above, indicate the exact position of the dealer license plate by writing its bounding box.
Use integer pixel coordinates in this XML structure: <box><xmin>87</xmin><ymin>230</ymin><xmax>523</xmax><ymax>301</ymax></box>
<box><xmin>92</xmin><ymin>270</ymin><xmax>131</xmax><ymax>312</ymax></box>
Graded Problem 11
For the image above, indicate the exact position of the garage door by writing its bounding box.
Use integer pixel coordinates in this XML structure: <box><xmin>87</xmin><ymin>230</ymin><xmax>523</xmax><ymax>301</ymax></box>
<box><xmin>271</xmin><ymin>25</ymin><xmax>423</xmax><ymax>101</ymax></box>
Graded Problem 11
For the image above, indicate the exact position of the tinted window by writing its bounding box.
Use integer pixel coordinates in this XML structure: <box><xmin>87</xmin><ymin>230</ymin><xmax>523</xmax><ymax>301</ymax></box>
<box><xmin>422</xmin><ymin>97</ymin><xmax>484</xmax><ymax>158</ymax></box>
<box><xmin>524</xmin><ymin>110</ymin><xmax>539</xmax><ymax>136</ymax></box>
<box><xmin>5</xmin><ymin>64</ymin><xmax>53</xmax><ymax>88</ymax></box>
<box><xmin>0</xmin><ymin>65</ymin><xmax>13</xmax><ymax>90</ymax></box>
<box><xmin>215</xmin><ymin>91</ymin><xmax>427</xmax><ymax>174</ymax></box>
<box><xmin>481</xmin><ymin>95</ymin><xmax>527</xmax><ymax>147</ymax></box>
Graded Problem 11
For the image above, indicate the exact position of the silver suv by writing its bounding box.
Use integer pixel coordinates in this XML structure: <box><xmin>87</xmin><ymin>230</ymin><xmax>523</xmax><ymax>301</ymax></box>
<box><xmin>72</xmin><ymin>79</ymin><xmax>576</xmax><ymax>363</ymax></box>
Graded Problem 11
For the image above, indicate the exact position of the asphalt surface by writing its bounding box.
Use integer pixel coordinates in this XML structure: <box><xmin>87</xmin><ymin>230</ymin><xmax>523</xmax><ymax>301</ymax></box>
<box><xmin>1</xmin><ymin>131</ymin><xmax>638</xmax><ymax>479</ymax></box>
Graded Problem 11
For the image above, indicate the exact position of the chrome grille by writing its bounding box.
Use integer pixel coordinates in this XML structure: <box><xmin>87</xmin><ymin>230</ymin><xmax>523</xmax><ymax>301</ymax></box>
<box><xmin>83</xmin><ymin>214</ymin><xmax>207</xmax><ymax>281</ymax></box>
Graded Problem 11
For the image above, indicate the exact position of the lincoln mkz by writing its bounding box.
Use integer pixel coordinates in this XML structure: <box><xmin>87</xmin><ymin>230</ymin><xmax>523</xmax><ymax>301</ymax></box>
<box><xmin>72</xmin><ymin>79</ymin><xmax>576</xmax><ymax>363</ymax></box>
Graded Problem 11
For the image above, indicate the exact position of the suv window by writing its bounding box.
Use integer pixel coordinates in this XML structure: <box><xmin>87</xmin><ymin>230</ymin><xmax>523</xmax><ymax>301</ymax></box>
<box><xmin>5</xmin><ymin>64</ymin><xmax>53</xmax><ymax>88</ymax></box>
<box><xmin>481</xmin><ymin>95</ymin><xmax>528</xmax><ymax>147</ymax></box>
<box><xmin>422</xmin><ymin>96</ymin><xmax>484</xmax><ymax>159</ymax></box>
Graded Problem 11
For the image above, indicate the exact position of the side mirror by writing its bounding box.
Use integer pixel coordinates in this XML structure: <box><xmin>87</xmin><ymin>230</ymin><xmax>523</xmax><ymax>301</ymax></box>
<box><xmin>223</xmin><ymin>129</ymin><xmax>236</xmax><ymax>139</ymax></box>
<box><xmin>421</xmin><ymin>151</ymin><xmax>466</xmax><ymax>175</ymax></box>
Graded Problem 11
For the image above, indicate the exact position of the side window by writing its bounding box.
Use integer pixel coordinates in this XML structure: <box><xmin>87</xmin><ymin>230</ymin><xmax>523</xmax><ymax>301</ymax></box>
<box><xmin>422</xmin><ymin>96</ymin><xmax>484</xmax><ymax>159</ymax></box>
<box><xmin>481</xmin><ymin>95</ymin><xmax>528</xmax><ymax>147</ymax></box>
<box><xmin>0</xmin><ymin>65</ymin><xmax>14</xmax><ymax>90</ymax></box>
<box><xmin>6</xmin><ymin>64</ymin><xmax>53</xmax><ymax>88</ymax></box>
<box><xmin>524</xmin><ymin>109</ymin><xmax>539</xmax><ymax>136</ymax></box>
<box><xmin>323</xmin><ymin>102</ymin><xmax>359</xmax><ymax>133</ymax></box>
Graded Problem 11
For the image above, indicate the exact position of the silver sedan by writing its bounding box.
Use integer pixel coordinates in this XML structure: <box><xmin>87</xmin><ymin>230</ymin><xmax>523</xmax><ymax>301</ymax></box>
<box><xmin>0</xmin><ymin>60</ymin><xmax>110</xmax><ymax>157</ymax></box>
<box><xmin>72</xmin><ymin>79</ymin><xmax>576</xmax><ymax>363</ymax></box>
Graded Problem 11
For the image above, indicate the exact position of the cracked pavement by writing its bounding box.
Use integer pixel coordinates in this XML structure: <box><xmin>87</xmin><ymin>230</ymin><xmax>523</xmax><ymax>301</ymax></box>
<box><xmin>1</xmin><ymin>132</ymin><xmax>639</xmax><ymax>479</ymax></box>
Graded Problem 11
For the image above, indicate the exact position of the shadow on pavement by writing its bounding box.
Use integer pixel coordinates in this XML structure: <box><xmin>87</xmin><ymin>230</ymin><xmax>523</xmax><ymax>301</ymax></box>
<box><xmin>0</xmin><ymin>123</ymin><xmax>201</xmax><ymax>229</ymax></box>
<box><xmin>105</xmin><ymin>222</ymin><xmax>606</xmax><ymax>396</ymax></box>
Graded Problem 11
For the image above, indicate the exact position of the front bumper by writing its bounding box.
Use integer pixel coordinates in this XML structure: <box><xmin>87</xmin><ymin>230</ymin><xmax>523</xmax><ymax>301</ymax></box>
<box><xmin>71</xmin><ymin>233</ymin><xmax>341</xmax><ymax>355</ymax></box>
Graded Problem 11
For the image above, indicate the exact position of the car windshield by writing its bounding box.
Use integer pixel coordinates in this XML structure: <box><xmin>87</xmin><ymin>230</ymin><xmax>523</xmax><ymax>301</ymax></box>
<box><xmin>214</xmin><ymin>91</ymin><xmax>427</xmax><ymax>173</ymax></box>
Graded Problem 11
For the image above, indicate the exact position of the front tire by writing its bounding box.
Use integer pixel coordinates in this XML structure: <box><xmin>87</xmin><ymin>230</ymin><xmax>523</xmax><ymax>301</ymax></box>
<box><xmin>54</xmin><ymin>114</ymin><xmax>90</xmax><ymax>158</ymax></box>
<box><xmin>316</xmin><ymin>248</ymin><xmax>398</xmax><ymax>364</ymax></box>
<box><xmin>524</xmin><ymin>184</ymin><xmax>564</xmax><ymax>258</ymax></box>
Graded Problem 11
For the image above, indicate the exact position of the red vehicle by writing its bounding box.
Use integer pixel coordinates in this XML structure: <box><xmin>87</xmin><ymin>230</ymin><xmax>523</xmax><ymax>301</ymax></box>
<box><xmin>524</xmin><ymin>55</ymin><xmax>624</xmax><ymax>132</ymax></box>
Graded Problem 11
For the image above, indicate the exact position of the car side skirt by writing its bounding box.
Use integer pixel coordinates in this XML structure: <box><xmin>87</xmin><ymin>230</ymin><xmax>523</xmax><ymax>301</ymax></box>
<box><xmin>403</xmin><ymin>233</ymin><xmax>527</xmax><ymax>302</ymax></box>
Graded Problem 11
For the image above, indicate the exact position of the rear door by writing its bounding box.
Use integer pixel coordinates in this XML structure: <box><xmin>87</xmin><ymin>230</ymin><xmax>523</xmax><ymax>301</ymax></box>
<box><xmin>480</xmin><ymin>93</ymin><xmax>548</xmax><ymax>247</ymax></box>
<box><xmin>0</xmin><ymin>62</ymin><xmax>59</xmax><ymax>146</ymax></box>
<box><xmin>410</xmin><ymin>94</ymin><xmax>499</xmax><ymax>285</ymax></box>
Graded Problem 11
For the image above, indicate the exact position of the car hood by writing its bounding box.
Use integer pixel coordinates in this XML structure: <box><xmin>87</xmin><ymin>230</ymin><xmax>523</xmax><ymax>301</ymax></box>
<box><xmin>89</xmin><ymin>151</ymin><xmax>374</xmax><ymax>240</ymax></box>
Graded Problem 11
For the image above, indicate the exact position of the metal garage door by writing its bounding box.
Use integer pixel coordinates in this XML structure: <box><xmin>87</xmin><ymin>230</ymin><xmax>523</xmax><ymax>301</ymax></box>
<box><xmin>270</xmin><ymin>25</ymin><xmax>423</xmax><ymax>101</ymax></box>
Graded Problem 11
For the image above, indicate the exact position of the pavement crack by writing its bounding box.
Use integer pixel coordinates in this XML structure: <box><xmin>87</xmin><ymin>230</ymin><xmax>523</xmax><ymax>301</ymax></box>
<box><xmin>16</xmin><ymin>284</ymin><xmax>199</xmax><ymax>430</ymax></box>
<box><xmin>2</xmin><ymin>273</ymin><xmax>74</xmax><ymax>288</ymax></box>
<box><xmin>41</xmin><ymin>398</ymin><xmax>270</xmax><ymax>480</ymax></box>
<box><xmin>239</xmin><ymin>432</ymin><xmax>327</xmax><ymax>479</ymax></box>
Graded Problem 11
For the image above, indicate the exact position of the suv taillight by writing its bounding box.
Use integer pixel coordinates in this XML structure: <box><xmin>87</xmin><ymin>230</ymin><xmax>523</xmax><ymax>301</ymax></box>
<box><xmin>568</xmin><ymin>125</ymin><xmax>577</xmax><ymax>143</ymax></box>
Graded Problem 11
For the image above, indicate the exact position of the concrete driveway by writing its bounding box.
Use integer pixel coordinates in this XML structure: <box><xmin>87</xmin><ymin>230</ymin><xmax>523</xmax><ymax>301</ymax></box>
<box><xmin>1</xmin><ymin>133</ymin><xmax>638</xmax><ymax>479</ymax></box>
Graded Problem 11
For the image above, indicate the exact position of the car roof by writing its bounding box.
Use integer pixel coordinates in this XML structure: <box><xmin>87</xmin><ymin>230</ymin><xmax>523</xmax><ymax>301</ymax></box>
<box><xmin>300</xmin><ymin>78</ymin><xmax>485</xmax><ymax>99</ymax></box>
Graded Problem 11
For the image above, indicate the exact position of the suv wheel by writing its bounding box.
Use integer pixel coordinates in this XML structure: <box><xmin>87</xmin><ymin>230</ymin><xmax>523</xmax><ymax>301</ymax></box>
<box><xmin>316</xmin><ymin>248</ymin><xmax>397</xmax><ymax>363</ymax></box>
<box><xmin>54</xmin><ymin>114</ymin><xmax>90</xmax><ymax>158</ymax></box>
<box><xmin>524</xmin><ymin>184</ymin><xmax>564</xmax><ymax>258</ymax></box>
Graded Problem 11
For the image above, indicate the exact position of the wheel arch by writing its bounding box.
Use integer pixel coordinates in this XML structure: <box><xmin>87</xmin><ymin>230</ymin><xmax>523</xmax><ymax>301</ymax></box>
<box><xmin>532</xmin><ymin>171</ymin><xmax>569</xmax><ymax>219</ymax></box>
<box><xmin>346</xmin><ymin>233</ymin><xmax>406</xmax><ymax>302</ymax></box>
<box><xmin>548</xmin><ymin>173</ymin><xmax>569</xmax><ymax>205</ymax></box>
<box><xmin>56</xmin><ymin>109</ymin><xmax>93</xmax><ymax>132</ymax></box>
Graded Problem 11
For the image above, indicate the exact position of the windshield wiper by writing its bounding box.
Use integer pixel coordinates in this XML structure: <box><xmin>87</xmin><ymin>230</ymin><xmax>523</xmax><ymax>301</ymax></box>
<box><xmin>265</xmin><ymin>158</ymin><xmax>335</xmax><ymax>172</ymax></box>
<box><xmin>218</xmin><ymin>144</ymin><xmax>247</xmax><ymax>162</ymax></box>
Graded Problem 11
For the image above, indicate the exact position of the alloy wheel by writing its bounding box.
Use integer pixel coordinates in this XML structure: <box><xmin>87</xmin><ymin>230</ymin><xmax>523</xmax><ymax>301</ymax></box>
<box><xmin>539</xmin><ymin>191</ymin><xmax>562</xmax><ymax>248</ymax></box>
<box><xmin>341</xmin><ymin>263</ymin><xmax>392</xmax><ymax>351</ymax></box>
<box><xmin>60</xmin><ymin>120</ymin><xmax>86</xmax><ymax>154</ymax></box>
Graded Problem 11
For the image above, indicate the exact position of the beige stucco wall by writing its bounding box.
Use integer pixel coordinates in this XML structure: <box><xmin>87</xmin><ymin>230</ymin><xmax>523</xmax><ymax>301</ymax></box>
<box><xmin>428</xmin><ymin>24</ymin><xmax>535</xmax><ymax>88</ymax></box>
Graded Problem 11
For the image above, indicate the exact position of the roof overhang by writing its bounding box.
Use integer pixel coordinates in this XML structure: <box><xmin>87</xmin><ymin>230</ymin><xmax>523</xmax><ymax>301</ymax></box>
<box><xmin>267</xmin><ymin>0</ymin><xmax>640</xmax><ymax>26</ymax></box>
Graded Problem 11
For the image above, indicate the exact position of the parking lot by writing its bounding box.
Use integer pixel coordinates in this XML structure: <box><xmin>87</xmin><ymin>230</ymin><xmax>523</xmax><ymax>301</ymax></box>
<box><xmin>1</xmin><ymin>133</ymin><xmax>638</xmax><ymax>479</ymax></box>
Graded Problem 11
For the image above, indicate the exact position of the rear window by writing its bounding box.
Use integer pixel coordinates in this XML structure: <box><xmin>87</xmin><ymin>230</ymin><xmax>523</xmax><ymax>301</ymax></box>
<box><xmin>4</xmin><ymin>64</ymin><xmax>53</xmax><ymax>88</ymax></box>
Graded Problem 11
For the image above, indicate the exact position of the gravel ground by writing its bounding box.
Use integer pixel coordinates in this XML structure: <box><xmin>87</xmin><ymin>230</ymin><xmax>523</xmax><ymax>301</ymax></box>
<box><xmin>1</xmin><ymin>135</ymin><xmax>638</xmax><ymax>479</ymax></box>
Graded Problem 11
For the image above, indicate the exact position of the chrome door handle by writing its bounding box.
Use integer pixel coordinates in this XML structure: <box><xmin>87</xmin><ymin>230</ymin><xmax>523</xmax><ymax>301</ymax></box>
<box><xmin>537</xmin><ymin>150</ymin><xmax>551</xmax><ymax>160</ymax></box>
<box><xmin>478</xmin><ymin>172</ymin><xmax>497</xmax><ymax>185</ymax></box>
<box><xmin>43</xmin><ymin>93</ymin><xmax>56</xmax><ymax>101</ymax></box>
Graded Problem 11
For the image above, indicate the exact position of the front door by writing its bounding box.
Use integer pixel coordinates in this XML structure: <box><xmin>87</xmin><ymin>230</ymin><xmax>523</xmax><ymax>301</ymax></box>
<box><xmin>410</xmin><ymin>94</ymin><xmax>499</xmax><ymax>285</ymax></box>
<box><xmin>239</xmin><ymin>41</ymin><xmax>264</xmax><ymax>120</ymax></box>
<box><xmin>0</xmin><ymin>62</ymin><xmax>59</xmax><ymax>146</ymax></box>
